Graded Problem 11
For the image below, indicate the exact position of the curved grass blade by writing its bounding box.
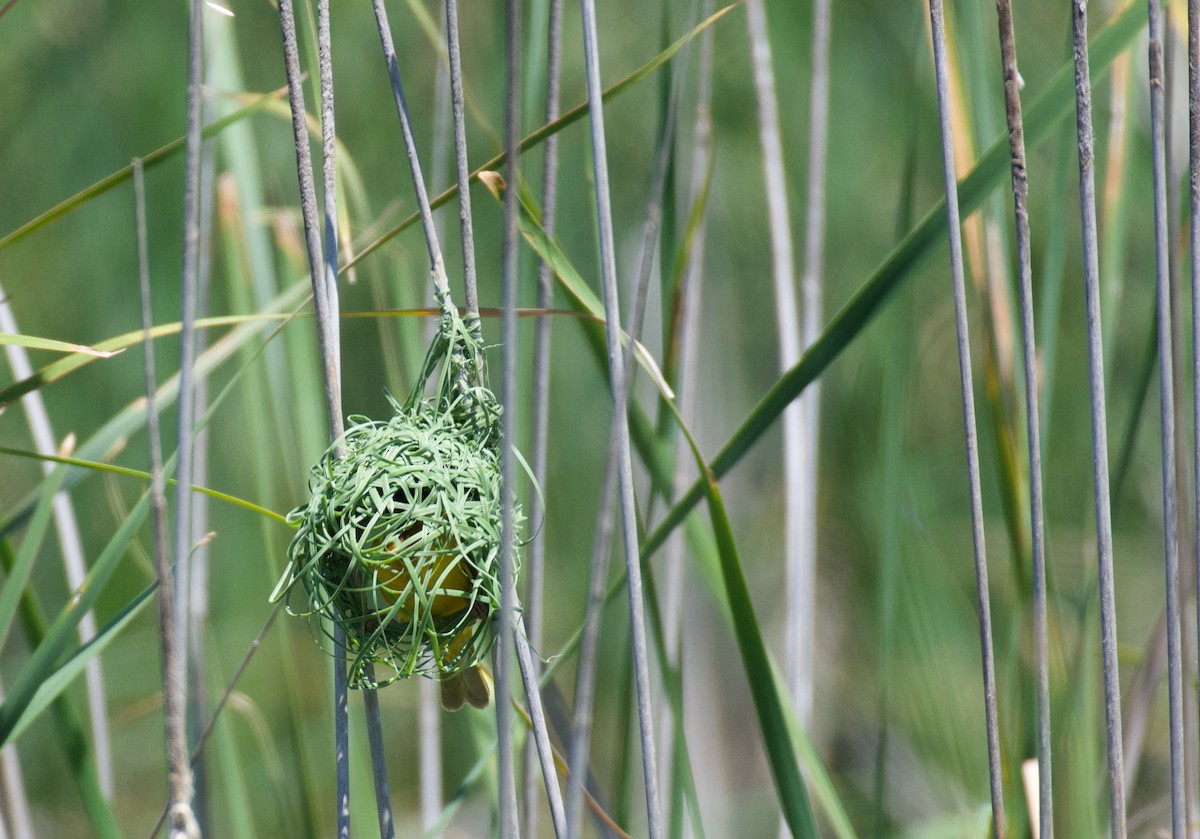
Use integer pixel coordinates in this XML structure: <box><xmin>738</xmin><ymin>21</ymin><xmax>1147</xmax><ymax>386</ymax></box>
<box><xmin>410</xmin><ymin>437</ymin><xmax>844</xmax><ymax>837</ymax></box>
<box><xmin>0</xmin><ymin>334</ymin><xmax>122</xmax><ymax>358</ymax></box>
<box><xmin>488</xmin><ymin>191</ymin><xmax>841</xmax><ymax>820</ymax></box>
<box><xmin>776</xmin><ymin>671</ymin><xmax>856</xmax><ymax>839</ymax></box>
<box><xmin>487</xmin><ymin>174</ymin><xmax>673</xmax><ymax>399</ymax></box>
<box><xmin>1</xmin><ymin>9</ymin><xmax>711</xmax><ymax>407</ymax></box>
<box><xmin>2</xmin><ymin>285</ymin><xmax>116</xmax><ymax>802</ymax></box>
<box><xmin>0</xmin><ymin>88</ymin><xmax>285</xmax><ymax>252</ymax></box>
<box><xmin>0</xmin><ymin>461</ymin><xmax>67</xmax><ymax>651</ymax></box>
<box><xmin>0</xmin><ymin>446</ymin><xmax>285</xmax><ymax>524</ymax></box>
<box><xmin>640</xmin><ymin>0</ymin><xmax>1153</xmax><ymax>563</ymax></box>
<box><xmin>0</xmin><ymin>486</ymin><xmax>154</xmax><ymax>747</ymax></box>
<box><xmin>0</xmin><ymin>539</ymin><xmax>122</xmax><ymax>839</ymax></box>
<box><xmin>4</xmin><ymin>582</ymin><xmax>156</xmax><ymax>744</ymax></box>
<box><xmin>483</xmin><ymin>423</ymin><xmax>843</xmax><ymax>837</ymax></box>
<box><xmin>29</xmin><ymin>287</ymin><xmax>313</xmax><ymax>519</ymax></box>
<box><xmin>0</xmin><ymin>298</ymin><xmax>434</xmax><ymax>412</ymax></box>
<box><xmin>344</xmin><ymin>2</ymin><xmax>739</xmax><ymax>275</ymax></box>
<box><xmin>0</xmin><ymin>292</ymin><xmax>304</xmax><ymax>746</ymax></box>
<box><xmin>666</xmin><ymin>402</ymin><xmax>818</xmax><ymax>838</ymax></box>
<box><xmin>0</xmin><ymin>286</ymin><xmax>309</xmax><ymax>411</ymax></box>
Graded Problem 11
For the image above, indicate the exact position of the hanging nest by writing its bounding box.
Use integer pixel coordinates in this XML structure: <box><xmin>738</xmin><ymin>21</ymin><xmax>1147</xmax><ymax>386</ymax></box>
<box><xmin>271</xmin><ymin>301</ymin><xmax>521</xmax><ymax>690</ymax></box>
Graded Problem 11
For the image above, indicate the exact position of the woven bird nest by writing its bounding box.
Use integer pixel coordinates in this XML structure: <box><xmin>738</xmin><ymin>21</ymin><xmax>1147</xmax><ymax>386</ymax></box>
<box><xmin>271</xmin><ymin>305</ymin><xmax>520</xmax><ymax>690</ymax></box>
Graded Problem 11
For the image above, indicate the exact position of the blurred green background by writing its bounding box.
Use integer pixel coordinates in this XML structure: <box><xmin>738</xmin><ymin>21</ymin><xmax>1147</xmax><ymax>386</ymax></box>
<box><xmin>0</xmin><ymin>0</ymin><xmax>1189</xmax><ymax>836</ymax></box>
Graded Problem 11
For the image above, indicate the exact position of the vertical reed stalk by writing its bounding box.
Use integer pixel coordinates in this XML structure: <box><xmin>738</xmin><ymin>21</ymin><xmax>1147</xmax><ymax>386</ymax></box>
<box><xmin>1069</xmin><ymin>2</ymin><xmax>1127</xmax><ymax>835</ymax></box>
<box><xmin>171</xmin><ymin>0</ymin><xmax>205</xmax><ymax>729</ymax></box>
<box><xmin>796</xmin><ymin>0</ymin><xmax>830</xmax><ymax>732</ymax></box>
<box><xmin>1161</xmin><ymin>18</ymin><xmax>1199</xmax><ymax>832</ymax></box>
<box><xmin>1190</xmin><ymin>4</ymin><xmax>1200</xmax><ymax>831</ymax></box>
<box><xmin>443</xmin><ymin>0</ymin><xmax>480</xmax><ymax>319</ymax></box>
<box><xmin>186</xmin><ymin>127</ymin><xmax>214</xmax><ymax>833</ymax></box>
<box><xmin>1145</xmin><ymin>3</ymin><xmax>1185</xmax><ymax>836</ymax></box>
<box><xmin>606</xmin><ymin>4</ymin><xmax>702</xmax><ymax>824</ymax></box>
<box><xmin>164</xmin><ymin>0</ymin><xmax>205</xmax><ymax>828</ymax></box>
<box><xmin>926</xmin><ymin>1</ymin><xmax>1004</xmax><ymax>835</ymax></box>
<box><xmin>316</xmin><ymin>0</ymin><xmax>341</xmax><ymax>377</ymax></box>
<box><xmin>136</xmin><ymin>155</ymin><xmax>199</xmax><ymax>839</ymax></box>
<box><xmin>430</xmin><ymin>0</ymin><xmax>452</xmax><ymax>243</ymax></box>
<box><xmin>366</xmin><ymin>6</ymin><xmax>563</xmax><ymax>832</ymax></box>
<box><xmin>577</xmin><ymin>0</ymin><xmax>664</xmax><ymax>835</ymax></box>
<box><xmin>993</xmin><ymin>3</ymin><xmax>1052</xmax><ymax>835</ymax></box>
<box><xmin>525</xmin><ymin>0</ymin><xmax>563</xmax><ymax>830</ymax></box>
<box><xmin>150</xmin><ymin>605</ymin><xmax>286</xmax><ymax>835</ymax></box>
<box><xmin>498</xmin><ymin>0</ymin><xmax>523</xmax><ymax>836</ymax></box>
<box><xmin>743</xmin><ymin>0</ymin><xmax>811</xmax><ymax>729</ymax></box>
<box><xmin>317</xmin><ymin>0</ymin><xmax>395</xmax><ymax>829</ymax></box>
<box><xmin>277</xmin><ymin>0</ymin><xmax>358</xmax><ymax>833</ymax></box>
<box><xmin>935</xmin><ymin>3</ymin><xmax>1027</xmax><ymax>572</ymax></box>
<box><xmin>421</xmin><ymin>1</ymin><xmax>451</xmax><ymax>825</ymax></box>
<box><xmin>566</xmin><ymin>134</ymin><xmax>667</xmax><ymax>834</ymax></box>
<box><xmin>514</xmin><ymin>620</ymin><xmax>567</xmax><ymax>835</ymax></box>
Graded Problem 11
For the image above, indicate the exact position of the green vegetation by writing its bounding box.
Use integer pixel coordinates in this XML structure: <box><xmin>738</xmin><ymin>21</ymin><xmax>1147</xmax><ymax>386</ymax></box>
<box><xmin>0</xmin><ymin>0</ymin><xmax>1188</xmax><ymax>836</ymax></box>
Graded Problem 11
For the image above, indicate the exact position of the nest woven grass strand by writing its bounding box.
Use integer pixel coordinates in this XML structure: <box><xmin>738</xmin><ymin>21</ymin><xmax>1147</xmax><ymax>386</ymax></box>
<box><xmin>272</xmin><ymin>299</ymin><xmax>520</xmax><ymax>691</ymax></box>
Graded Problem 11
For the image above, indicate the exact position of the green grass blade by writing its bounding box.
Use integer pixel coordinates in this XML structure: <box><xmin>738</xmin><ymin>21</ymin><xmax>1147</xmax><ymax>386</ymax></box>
<box><xmin>670</xmin><ymin>421</ymin><xmax>819</xmax><ymax>837</ymax></box>
<box><xmin>0</xmin><ymin>485</ymin><xmax>154</xmax><ymax>746</ymax></box>
<box><xmin>0</xmin><ymin>539</ymin><xmax>123</xmax><ymax>839</ymax></box>
<box><xmin>776</xmin><ymin>678</ymin><xmax>857</xmax><ymax>839</ymax></box>
<box><xmin>500</xmin><ymin>178</ymin><xmax>673</xmax><ymax>399</ymax></box>
<box><xmin>0</xmin><ymin>89</ymin><xmax>283</xmax><ymax>251</ymax></box>
<box><xmin>640</xmin><ymin>0</ymin><xmax>1152</xmax><ymax>563</ymax></box>
<box><xmin>0</xmin><ymin>334</ymin><xmax>122</xmax><ymax>357</ymax></box>
<box><xmin>0</xmin><ymin>305</ymin><xmax>307</xmax><ymax>410</ymax></box>
<box><xmin>0</xmin><ymin>280</ymin><xmax>309</xmax><ymax>539</ymax></box>
<box><xmin>464</xmin><ymin>185</ymin><xmax>934</xmax><ymax>834</ymax></box>
<box><xmin>344</xmin><ymin>2</ymin><xmax>739</xmax><ymax>274</ymax></box>
<box><xmin>662</xmin><ymin>153</ymin><xmax>714</xmax><ymax>389</ymax></box>
<box><xmin>0</xmin><ymin>447</ymin><xmax>286</xmax><ymax>524</ymax></box>
<box><xmin>0</xmin><ymin>461</ymin><xmax>67</xmax><ymax>649</ymax></box>
<box><xmin>5</xmin><ymin>583</ymin><xmax>155</xmax><ymax>744</ymax></box>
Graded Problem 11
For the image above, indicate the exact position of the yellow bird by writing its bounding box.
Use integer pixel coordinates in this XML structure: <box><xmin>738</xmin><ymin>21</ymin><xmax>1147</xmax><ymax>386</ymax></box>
<box><xmin>375</xmin><ymin>526</ymin><xmax>493</xmax><ymax>710</ymax></box>
<box><xmin>376</xmin><ymin>524</ymin><xmax>472</xmax><ymax>618</ymax></box>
